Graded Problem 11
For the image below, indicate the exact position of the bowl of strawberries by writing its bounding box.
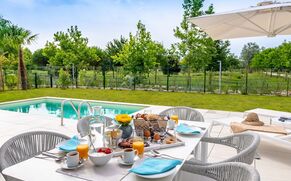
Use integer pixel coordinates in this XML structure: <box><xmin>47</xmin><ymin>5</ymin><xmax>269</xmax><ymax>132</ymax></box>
<box><xmin>88</xmin><ymin>147</ymin><xmax>113</xmax><ymax>166</ymax></box>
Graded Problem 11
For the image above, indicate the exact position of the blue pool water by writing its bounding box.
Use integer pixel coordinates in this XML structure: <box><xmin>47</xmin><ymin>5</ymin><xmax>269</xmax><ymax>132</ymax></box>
<box><xmin>0</xmin><ymin>98</ymin><xmax>146</xmax><ymax>119</ymax></box>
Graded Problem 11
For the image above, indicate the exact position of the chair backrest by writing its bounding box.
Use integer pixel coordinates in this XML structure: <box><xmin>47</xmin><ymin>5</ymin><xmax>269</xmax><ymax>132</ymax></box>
<box><xmin>159</xmin><ymin>106</ymin><xmax>204</xmax><ymax>122</ymax></box>
<box><xmin>182</xmin><ymin>162</ymin><xmax>260</xmax><ymax>181</ymax></box>
<box><xmin>0</xmin><ymin>131</ymin><xmax>69</xmax><ymax>173</ymax></box>
<box><xmin>223</xmin><ymin>132</ymin><xmax>260</xmax><ymax>165</ymax></box>
<box><xmin>202</xmin><ymin>132</ymin><xmax>260</xmax><ymax>165</ymax></box>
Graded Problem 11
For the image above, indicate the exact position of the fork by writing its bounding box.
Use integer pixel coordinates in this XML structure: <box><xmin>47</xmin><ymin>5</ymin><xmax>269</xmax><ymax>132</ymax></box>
<box><xmin>151</xmin><ymin>150</ymin><xmax>182</xmax><ymax>160</ymax></box>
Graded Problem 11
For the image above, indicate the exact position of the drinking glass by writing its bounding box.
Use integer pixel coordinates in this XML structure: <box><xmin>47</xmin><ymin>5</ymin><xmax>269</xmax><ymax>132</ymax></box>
<box><xmin>77</xmin><ymin>144</ymin><xmax>89</xmax><ymax>160</ymax></box>
<box><xmin>132</xmin><ymin>137</ymin><xmax>144</xmax><ymax>158</ymax></box>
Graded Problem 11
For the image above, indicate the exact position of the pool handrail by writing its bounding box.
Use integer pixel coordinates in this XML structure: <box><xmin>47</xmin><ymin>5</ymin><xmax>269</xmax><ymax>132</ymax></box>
<box><xmin>60</xmin><ymin>99</ymin><xmax>79</xmax><ymax>126</ymax></box>
<box><xmin>77</xmin><ymin>101</ymin><xmax>94</xmax><ymax>120</ymax></box>
<box><xmin>60</xmin><ymin>99</ymin><xmax>94</xmax><ymax>126</ymax></box>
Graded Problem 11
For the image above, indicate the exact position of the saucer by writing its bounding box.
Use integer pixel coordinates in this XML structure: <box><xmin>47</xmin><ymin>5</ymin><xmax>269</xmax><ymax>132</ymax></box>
<box><xmin>60</xmin><ymin>160</ymin><xmax>84</xmax><ymax>170</ymax></box>
<box><xmin>117</xmin><ymin>157</ymin><xmax>135</xmax><ymax>166</ymax></box>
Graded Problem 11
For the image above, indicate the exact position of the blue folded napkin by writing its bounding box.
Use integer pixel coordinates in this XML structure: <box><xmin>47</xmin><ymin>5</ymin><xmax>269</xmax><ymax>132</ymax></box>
<box><xmin>176</xmin><ymin>124</ymin><xmax>201</xmax><ymax>134</ymax></box>
<box><xmin>129</xmin><ymin>158</ymin><xmax>182</xmax><ymax>175</ymax></box>
<box><xmin>59</xmin><ymin>136</ymin><xmax>80</xmax><ymax>152</ymax></box>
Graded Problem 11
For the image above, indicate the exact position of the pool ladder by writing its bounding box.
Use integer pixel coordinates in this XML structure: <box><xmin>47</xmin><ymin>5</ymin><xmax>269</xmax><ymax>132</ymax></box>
<box><xmin>60</xmin><ymin>99</ymin><xmax>94</xmax><ymax>126</ymax></box>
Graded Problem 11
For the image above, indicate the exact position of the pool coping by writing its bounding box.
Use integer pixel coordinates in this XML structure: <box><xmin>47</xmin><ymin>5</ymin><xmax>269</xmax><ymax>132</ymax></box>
<box><xmin>0</xmin><ymin>96</ymin><xmax>152</xmax><ymax>108</ymax></box>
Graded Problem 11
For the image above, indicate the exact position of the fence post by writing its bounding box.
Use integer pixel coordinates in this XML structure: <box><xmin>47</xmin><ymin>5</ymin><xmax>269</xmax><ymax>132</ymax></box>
<box><xmin>102</xmin><ymin>71</ymin><xmax>106</xmax><ymax>89</ymax></box>
<box><xmin>166</xmin><ymin>75</ymin><xmax>169</xmax><ymax>91</ymax></box>
<box><xmin>167</xmin><ymin>65</ymin><xmax>170</xmax><ymax>91</ymax></box>
<box><xmin>203</xmin><ymin>69</ymin><xmax>206</xmax><ymax>93</ymax></box>
<box><xmin>34</xmin><ymin>73</ymin><xmax>38</xmax><ymax>88</ymax></box>
<box><xmin>115</xmin><ymin>67</ymin><xmax>118</xmax><ymax>90</ymax></box>
<box><xmin>50</xmin><ymin>74</ymin><xmax>53</xmax><ymax>88</ymax></box>
<box><xmin>75</xmin><ymin>69</ymin><xmax>78</xmax><ymax>88</ymax></box>
<box><xmin>189</xmin><ymin>76</ymin><xmax>192</xmax><ymax>92</ymax></box>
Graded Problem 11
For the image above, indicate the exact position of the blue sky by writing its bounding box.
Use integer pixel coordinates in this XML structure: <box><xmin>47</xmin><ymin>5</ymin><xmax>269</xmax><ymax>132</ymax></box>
<box><xmin>1</xmin><ymin>0</ymin><xmax>291</xmax><ymax>56</ymax></box>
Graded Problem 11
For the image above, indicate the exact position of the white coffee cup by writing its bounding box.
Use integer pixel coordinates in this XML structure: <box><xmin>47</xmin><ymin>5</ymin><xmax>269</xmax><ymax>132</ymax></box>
<box><xmin>66</xmin><ymin>151</ymin><xmax>79</xmax><ymax>167</ymax></box>
<box><xmin>123</xmin><ymin>148</ymin><xmax>137</xmax><ymax>163</ymax></box>
<box><xmin>168</xmin><ymin>120</ymin><xmax>175</xmax><ymax>130</ymax></box>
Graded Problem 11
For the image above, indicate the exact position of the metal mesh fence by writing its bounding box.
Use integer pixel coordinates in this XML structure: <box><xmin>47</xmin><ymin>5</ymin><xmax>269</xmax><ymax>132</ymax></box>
<box><xmin>1</xmin><ymin>66</ymin><xmax>290</xmax><ymax>96</ymax></box>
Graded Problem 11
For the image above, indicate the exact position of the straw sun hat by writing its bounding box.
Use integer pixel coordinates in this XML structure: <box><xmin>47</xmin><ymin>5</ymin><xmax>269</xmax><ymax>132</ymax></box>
<box><xmin>242</xmin><ymin>112</ymin><xmax>264</xmax><ymax>126</ymax></box>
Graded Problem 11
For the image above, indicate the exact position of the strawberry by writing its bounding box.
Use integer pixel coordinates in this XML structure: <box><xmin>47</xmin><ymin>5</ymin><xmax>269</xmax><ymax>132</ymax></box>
<box><xmin>104</xmin><ymin>148</ymin><xmax>111</xmax><ymax>154</ymax></box>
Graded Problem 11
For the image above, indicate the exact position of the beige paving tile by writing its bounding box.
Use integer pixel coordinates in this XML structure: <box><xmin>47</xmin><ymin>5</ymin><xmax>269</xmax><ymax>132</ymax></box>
<box><xmin>0</xmin><ymin>107</ymin><xmax>290</xmax><ymax>181</ymax></box>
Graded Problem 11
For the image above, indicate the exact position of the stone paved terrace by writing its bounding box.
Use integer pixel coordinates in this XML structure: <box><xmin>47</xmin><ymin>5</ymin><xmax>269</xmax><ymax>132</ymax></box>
<box><xmin>0</xmin><ymin>103</ymin><xmax>290</xmax><ymax>181</ymax></box>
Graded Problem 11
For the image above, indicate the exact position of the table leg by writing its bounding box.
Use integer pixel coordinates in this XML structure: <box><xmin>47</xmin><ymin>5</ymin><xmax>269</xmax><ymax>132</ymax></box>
<box><xmin>201</xmin><ymin>129</ymin><xmax>209</xmax><ymax>163</ymax></box>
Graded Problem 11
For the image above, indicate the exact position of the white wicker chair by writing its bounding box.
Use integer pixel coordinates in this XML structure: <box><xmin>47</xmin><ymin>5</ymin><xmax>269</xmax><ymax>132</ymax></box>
<box><xmin>181</xmin><ymin>162</ymin><xmax>260</xmax><ymax>181</ymax></box>
<box><xmin>160</xmin><ymin>106</ymin><xmax>204</xmax><ymax>122</ymax></box>
<box><xmin>0</xmin><ymin>131</ymin><xmax>69</xmax><ymax>176</ymax></box>
<box><xmin>187</xmin><ymin>132</ymin><xmax>260</xmax><ymax>166</ymax></box>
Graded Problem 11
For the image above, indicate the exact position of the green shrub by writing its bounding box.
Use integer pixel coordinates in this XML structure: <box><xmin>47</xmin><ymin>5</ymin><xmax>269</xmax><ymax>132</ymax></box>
<box><xmin>78</xmin><ymin>69</ymin><xmax>87</xmax><ymax>86</ymax></box>
<box><xmin>5</xmin><ymin>74</ymin><xmax>17</xmax><ymax>90</ymax></box>
<box><xmin>57</xmin><ymin>69</ymin><xmax>71</xmax><ymax>89</ymax></box>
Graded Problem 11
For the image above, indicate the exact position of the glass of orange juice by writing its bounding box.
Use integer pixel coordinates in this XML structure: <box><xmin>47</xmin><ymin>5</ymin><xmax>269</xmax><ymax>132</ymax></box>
<box><xmin>77</xmin><ymin>144</ymin><xmax>89</xmax><ymax>160</ymax></box>
<box><xmin>170</xmin><ymin>115</ymin><xmax>179</xmax><ymax>125</ymax></box>
<box><xmin>132</xmin><ymin>138</ymin><xmax>144</xmax><ymax>158</ymax></box>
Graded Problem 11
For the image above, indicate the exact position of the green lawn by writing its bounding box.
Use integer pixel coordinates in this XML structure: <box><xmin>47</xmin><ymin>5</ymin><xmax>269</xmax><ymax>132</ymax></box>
<box><xmin>0</xmin><ymin>88</ymin><xmax>290</xmax><ymax>112</ymax></box>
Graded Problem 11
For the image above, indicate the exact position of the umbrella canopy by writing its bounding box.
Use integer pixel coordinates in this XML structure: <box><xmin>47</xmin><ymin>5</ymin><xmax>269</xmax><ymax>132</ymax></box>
<box><xmin>188</xmin><ymin>1</ymin><xmax>291</xmax><ymax>40</ymax></box>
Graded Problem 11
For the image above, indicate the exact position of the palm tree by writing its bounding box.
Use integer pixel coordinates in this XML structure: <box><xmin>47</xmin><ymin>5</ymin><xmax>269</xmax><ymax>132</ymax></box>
<box><xmin>7</xmin><ymin>25</ymin><xmax>38</xmax><ymax>90</ymax></box>
<box><xmin>0</xmin><ymin>52</ymin><xmax>7</xmax><ymax>91</ymax></box>
<box><xmin>0</xmin><ymin>17</ymin><xmax>11</xmax><ymax>91</ymax></box>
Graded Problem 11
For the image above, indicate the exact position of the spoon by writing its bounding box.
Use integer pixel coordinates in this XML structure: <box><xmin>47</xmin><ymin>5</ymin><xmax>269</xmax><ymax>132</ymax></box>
<box><xmin>150</xmin><ymin>150</ymin><xmax>182</xmax><ymax>160</ymax></box>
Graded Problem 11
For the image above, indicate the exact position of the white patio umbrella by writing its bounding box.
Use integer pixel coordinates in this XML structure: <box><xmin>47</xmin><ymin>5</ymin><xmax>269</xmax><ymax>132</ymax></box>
<box><xmin>188</xmin><ymin>1</ymin><xmax>291</xmax><ymax>40</ymax></box>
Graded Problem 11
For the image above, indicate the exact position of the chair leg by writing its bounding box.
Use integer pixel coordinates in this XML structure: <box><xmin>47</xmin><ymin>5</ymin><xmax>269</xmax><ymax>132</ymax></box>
<box><xmin>255</xmin><ymin>152</ymin><xmax>261</xmax><ymax>159</ymax></box>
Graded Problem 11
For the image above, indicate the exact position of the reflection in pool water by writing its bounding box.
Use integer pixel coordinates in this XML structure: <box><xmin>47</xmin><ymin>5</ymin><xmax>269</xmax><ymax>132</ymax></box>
<box><xmin>0</xmin><ymin>99</ymin><xmax>146</xmax><ymax>120</ymax></box>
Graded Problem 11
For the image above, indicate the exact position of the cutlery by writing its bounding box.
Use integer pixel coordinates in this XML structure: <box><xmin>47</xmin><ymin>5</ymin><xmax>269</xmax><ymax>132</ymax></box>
<box><xmin>42</xmin><ymin>151</ymin><xmax>64</xmax><ymax>159</ymax></box>
<box><xmin>150</xmin><ymin>150</ymin><xmax>182</xmax><ymax>160</ymax></box>
<box><xmin>119</xmin><ymin>170</ymin><xmax>131</xmax><ymax>181</ymax></box>
<box><xmin>35</xmin><ymin>155</ymin><xmax>63</xmax><ymax>162</ymax></box>
<box><xmin>182</xmin><ymin>123</ymin><xmax>206</xmax><ymax>130</ymax></box>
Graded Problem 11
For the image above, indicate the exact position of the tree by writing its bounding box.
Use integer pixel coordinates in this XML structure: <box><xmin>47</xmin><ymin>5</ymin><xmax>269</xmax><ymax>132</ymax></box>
<box><xmin>16</xmin><ymin>27</ymin><xmax>37</xmax><ymax>90</ymax></box>
<box><xmin>106</xmin><ymin>36</ymin><xmax>127</xmax><ymax>67</ymax></box>
<box><xmin>0</xmin><ymin>52</ymin><xmax>7</xmax><ymax>91</ymax></box>
<box><xmin>0</xmin><ymin>18</ymin><xmax>37</xmax><ymax>90</ymax></box>
<box><xmin>277</xmin><ymin>42</ymin><xmax>291</xmax><ymax>71</ymax></box>
<box><xmin>241</xmin><ymin>42</ymin><xmax>261</xmax><ymax>68</ymax></box>
<box><xmin>252</xmin><ymin>48</ymin><xmax>280</xmax><ymax>75</ymax></box>
<box><xmin>95</xmin><ymin>47</ymin><xmax>108</xmax><ymax>89</ymax></box>
<box><xmin>240</xmin><ymin>42</ymin><xmax>261</xmax><ymax>94</ymax></box>
<box><xmin>43</xmin><ymin>26</ymin><xmax>100</xmax><ymax>69</ymax></box>
<box><xmin>113</xmin><ymin>21</ymin><xmax>165</xmax><ymax>89</ymax></box>
<box><xmin>161</xmin><ymin>46</ymin><xmax>181</xmax><ymax>75</ymax></box>
<box><xmin>174</xmin><ymin>0</ymin><xmax>216</xmax><ymax>92</ymax></box>
<box><xmin>0</xmin><ymin>17</ymin><xmax>9</xmax><ymax>91</ymax></box>
<box><xmin>32</xmin><ymin>49</ymin><xmax>49</xmax><ymax>67</ymax></box>
<box><xmin>207</xmin><ymin>40</ymin><xmax>239</xmax><ymax>71</ymax></box>
<box><xmin>226</xmin><ymin>53</ymin><xmax>241</xmax><ymax>70</ymax></box>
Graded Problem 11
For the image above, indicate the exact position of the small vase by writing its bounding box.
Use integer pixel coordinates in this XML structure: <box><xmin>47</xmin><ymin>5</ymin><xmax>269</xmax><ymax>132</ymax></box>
<box><xmin>119</xmin><ymin>125</ymin><xmax>133</xmax><ymax>139</ymax></box>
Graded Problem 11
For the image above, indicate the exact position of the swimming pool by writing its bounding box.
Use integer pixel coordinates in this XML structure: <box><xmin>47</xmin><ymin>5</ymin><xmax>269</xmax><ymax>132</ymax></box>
<box><xmin>0</xmin><ymin>98</ymin><xmax>147</xmax><ymax>120</ymax></box>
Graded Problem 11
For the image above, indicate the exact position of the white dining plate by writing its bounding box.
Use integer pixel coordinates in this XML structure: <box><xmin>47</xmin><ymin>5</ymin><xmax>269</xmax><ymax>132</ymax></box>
<box><xmin>60</xmin><ymin>160</ymin><xmax>84</xmax><ymax>170</ymax></box>
<box><xmin>134</xmin><ymin>167</ymin><xmax>178</xmax><ymax>179</ymax></box>
<box><xmin>176</xmin><ymin>126</ymin><xmax>202</xmax><ymax>135</ymax></box>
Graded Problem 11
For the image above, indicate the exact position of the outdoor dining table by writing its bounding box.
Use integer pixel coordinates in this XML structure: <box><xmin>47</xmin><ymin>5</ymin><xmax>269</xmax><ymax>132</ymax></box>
<box><xmin>2</xmin><ymin>121</ymin><xmax>211</xmax><ymax>181</ymax></box>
